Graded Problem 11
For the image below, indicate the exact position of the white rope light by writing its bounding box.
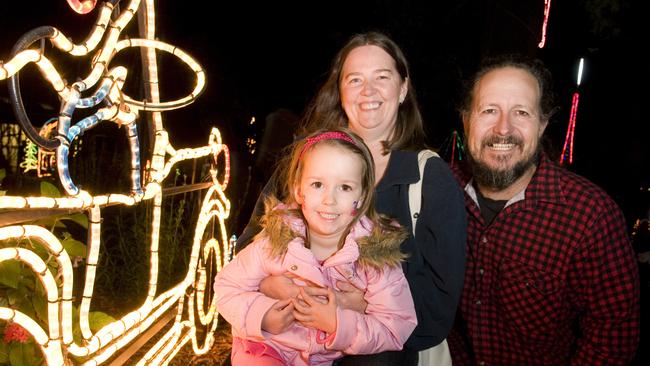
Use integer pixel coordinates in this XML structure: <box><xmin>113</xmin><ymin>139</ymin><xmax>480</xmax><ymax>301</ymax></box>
<box><xmin>0</xmin><ymin>0</ymin><xmax>232</xmax><ymax>364</ymax></box>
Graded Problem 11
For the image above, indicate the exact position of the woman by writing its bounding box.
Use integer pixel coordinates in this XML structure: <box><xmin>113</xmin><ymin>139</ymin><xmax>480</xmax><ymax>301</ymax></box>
<box><xmin>235</xmin><ymin>31</ymin><xmax>466</xmax><ymax>365</ymax></box>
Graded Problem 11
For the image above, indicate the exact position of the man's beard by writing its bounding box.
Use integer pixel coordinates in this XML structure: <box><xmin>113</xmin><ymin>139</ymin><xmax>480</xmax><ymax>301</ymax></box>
<box><xmin>466</xmin><ymin>135</ymin><xmax>541</xmax><ymax>191</ymax></box>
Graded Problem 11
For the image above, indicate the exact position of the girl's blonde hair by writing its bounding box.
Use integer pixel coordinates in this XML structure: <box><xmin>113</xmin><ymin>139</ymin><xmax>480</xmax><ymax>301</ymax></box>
<box><xmin>270</xmin><ymin>127</ymin><xmax>404</xmax><ymax>251</ymax></box>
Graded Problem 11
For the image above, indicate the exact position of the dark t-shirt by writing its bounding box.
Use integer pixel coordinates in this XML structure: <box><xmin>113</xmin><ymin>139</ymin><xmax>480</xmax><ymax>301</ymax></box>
<box><xmin>474</xmin><ymin>185</ymin><xmax>507</xmax><ymax>225</ymax></box>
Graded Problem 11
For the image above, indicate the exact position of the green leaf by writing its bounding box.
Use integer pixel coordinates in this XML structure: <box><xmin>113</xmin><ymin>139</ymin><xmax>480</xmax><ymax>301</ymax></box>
<box><xmin>29</xmin><ymin>245</ymin><xmax>50</xmax><ymax>264</ymax></box>
<box><xmin>30</xmin><ymin>217</ymin><xmax>65</xmax><ymax>230</ymax></box>
<box><xmin>17</xmin><ymin>304</ymin><xmax>36</xmax><ymax>321</ymax></box>
<box><xmin>16</xmin><ymin>267</ymin><xmax>38</xmax><ymax>294</ymax></box>
<box><xmin>61</xmin><ymin>238</ymin><xmax>87</xmax><ymax>258</ymax></box>
<box><xmin>88</xmin><ymin>311</ymin><xmax>116</xmax><ymax>333</ymax></box>
<box><xmin>9</xmin><ymin>343</ymin><xmax>26</xmax><ymax>366</ymax></box>
<box><xmin>60</xmin><ymin>213</ymin><xmax>89</xmax><ymax>229</ymax></box>
<box><xmin>0</xmin><ymin>261</ymin><xmax>22</xmax><ymax>289</ymax></box>
<box><xmin>7</xmin><ymin>288</ymin><xmax>28</xmax><ymax>307</ymax></box>
<box><xmin>39</xmin><ymin>182</ymin><xmax>61</xmax><ymax>198</ymax></box>
<box><xmin>71</xmin><ymin>305</ymin><xmax>82</xmax><ymax>344</ymax></box>
<box><xmin>22</xmin><ymin>341</ymin><xmax>40</xmax><ymax>366</ymax></box>
<box><xmin>0</xmin><ymin>342</ymin><xmax>9</xmax><ymax>363</ymax></box>
<box><xmin>31</xmin><ymin>296</ymin><xmax>47</xmax><ymax>324</ymax></box>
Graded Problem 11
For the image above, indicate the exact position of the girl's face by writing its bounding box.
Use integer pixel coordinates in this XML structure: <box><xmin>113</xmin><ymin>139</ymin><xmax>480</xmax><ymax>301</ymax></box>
<box><xmin>294</xmin><ymin>143</ymin><xmax>364</xmax><ymax>244</ymax></box>
<box><xmin>339</xmin><ymin>45</ymin><xmax>408</xmax><ymax>140</ymax></box>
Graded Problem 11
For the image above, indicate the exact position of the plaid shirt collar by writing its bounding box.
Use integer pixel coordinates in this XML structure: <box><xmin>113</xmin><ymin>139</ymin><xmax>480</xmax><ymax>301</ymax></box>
<box><xmin>460</xmin><ymin>153</ymin><xmax>567</xmax><ymax>221</ymax></box>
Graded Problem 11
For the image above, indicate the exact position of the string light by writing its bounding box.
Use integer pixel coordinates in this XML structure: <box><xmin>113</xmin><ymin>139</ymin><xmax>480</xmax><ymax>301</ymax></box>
<box><xmin>538</xmin><ymin>0</ymin><xmax>552</xmax><ymax>48</ymax></box>
<box><xmin>66</xmin><ymin>0</ymin><xmax>98</xmax><ymax>15</ymax></box>
<box><xmin>560</xmin><ymin>58</ymin><xmax>584</xmax><ymax>165</ymax></box>
<box><xmin>576</xmin><ymin>58</ymin><xmax>584</xmax><ymax>86</ymax></box>
<box><xmin>439</xmin><ymin>130</ymin><xmax>465</xmax><ymax>166</ymax></box>
<box><xmin>0</xmin><ymin>0</ymin><xmax>232</xmax><ymax>364</ymax></box>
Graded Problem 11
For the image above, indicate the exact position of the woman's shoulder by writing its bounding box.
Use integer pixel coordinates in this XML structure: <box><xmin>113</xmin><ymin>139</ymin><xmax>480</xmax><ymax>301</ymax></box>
<box><xmin>422</xmin><ymin>155</ymin><xmax>461</xmax><ymax>185</ymax></box>
<box><xmin>417</xmin><ymin>155</ymin><xmax>465</xmax><ymax>207</ymax></box>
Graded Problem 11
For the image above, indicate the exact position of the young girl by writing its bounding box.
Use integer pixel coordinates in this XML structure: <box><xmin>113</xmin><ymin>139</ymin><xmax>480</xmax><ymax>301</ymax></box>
<box><xmin>214</xmin><ymin>129</ymin><xmax>417</xmax><ymax>366</ymax></box>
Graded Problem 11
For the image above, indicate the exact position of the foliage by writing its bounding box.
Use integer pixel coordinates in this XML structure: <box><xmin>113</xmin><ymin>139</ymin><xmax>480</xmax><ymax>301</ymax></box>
<box><xmin>0</xmin><ymin>169</ymin><xmax>6</xmax><ymax>196</ymax></box>
<box><xmin>0</xmin><ymin>182</ymin><xmax>115</xmax><ymax>366</ymax></box>
<box><xmin>581</xmin><ymin>0</ymin><xmax>630</xmax><ymax>39</ymax></box>
<box><xmin>96</xmin><ymin>168</ymin><xmax>202</xmax><ymax>309</ymax></box>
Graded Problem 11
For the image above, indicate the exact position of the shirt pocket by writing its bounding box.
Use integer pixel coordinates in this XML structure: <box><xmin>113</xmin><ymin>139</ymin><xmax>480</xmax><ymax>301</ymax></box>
<box><xmin>495</xmin><ymin>259</ymin><xmax>562</xmax><ymax>343</ymax></box>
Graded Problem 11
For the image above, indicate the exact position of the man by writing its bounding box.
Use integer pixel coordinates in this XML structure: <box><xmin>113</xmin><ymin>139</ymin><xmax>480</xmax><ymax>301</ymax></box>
<box><xmin>448</xmin><ymin>55</ymin><xmax>640</xmax><ymax>365</ymax></box>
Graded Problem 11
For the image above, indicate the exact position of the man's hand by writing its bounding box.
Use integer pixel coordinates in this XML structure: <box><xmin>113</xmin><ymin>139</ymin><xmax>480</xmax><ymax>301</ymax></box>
<box><xmin>261</xmin><ymin>299</ymin><xmax>295</xmax><ymax>334</ymax></box>
<box><xmin>260</xmin><ymin>274</ymin><xmax>300</xmax><ymax>300</ymax></box>
<box><xmin>303</xmin><ymin>280</ymin><xmax>367</xmax><ymax>312</ymax></box>
<box><xmin>292</xmin><ymin>287</ymin><xmax>337</xmax><ymax>334</ymax></box>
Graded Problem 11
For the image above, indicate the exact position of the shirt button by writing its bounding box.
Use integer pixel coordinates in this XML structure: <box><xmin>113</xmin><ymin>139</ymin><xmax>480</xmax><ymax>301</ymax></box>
<box><xmin>479</xmin><ymin>268</ymin><xmax>484</xmax><ymax>275</ymax></box>
<box><xmin>290</xmin><ymin>265</ymin><xmax>298</xmax><ymax>271</ymax></box>
<box><xmin>475</xmin><ymin>300</ymin><xmax>482</xmax><ymax>305</ymax></box>
<box><xmin>481</xmin><ymin>236</ymin><xmax>488</xmax><ymax>243</ymax></box>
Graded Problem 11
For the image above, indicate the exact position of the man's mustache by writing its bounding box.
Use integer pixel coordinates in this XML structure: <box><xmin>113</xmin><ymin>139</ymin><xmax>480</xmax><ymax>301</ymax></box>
<box><xmin>481</xmin><ymin>135</ymin><xmax>523</xmax><ymax>147</ymax></box>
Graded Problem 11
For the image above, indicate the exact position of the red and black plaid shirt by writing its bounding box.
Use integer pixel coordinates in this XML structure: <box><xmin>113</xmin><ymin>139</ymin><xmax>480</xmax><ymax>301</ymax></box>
<box><xmin>449</xmin><ymin>156</ymin><xmax>640</xmax><ymax>365</ymax></box>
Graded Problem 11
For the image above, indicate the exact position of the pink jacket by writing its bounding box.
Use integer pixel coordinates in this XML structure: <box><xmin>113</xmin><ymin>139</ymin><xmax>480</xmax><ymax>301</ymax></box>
<box><xmin>215</xmin><ymin>212</ymin><xmax>417</xmax><ymax>366</ymax></box>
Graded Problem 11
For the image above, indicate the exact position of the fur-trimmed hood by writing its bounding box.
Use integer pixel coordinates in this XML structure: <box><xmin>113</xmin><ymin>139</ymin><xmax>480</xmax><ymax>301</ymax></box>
<box><xmin>256</xmin><ymin>203</ymin><xmax>408</xmax><ymax>270</ymax></box>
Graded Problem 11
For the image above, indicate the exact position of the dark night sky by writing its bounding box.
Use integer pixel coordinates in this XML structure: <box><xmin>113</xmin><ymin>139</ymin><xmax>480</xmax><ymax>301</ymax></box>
<box><xmin>0</xmin><ymin>0</ymin><xmax>648</xmax><ymax>225</ymax></box>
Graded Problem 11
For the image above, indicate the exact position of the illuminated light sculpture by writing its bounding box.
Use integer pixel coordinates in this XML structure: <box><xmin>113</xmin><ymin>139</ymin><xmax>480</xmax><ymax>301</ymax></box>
<box><xmin>538</xmin><ymin>0</ymin><xmax>552</xmax><ymax>48</ymax></box>
<box><xmin>20</xmin><ymin>140</ymin><xmax>39</xmax><ymax>173</ymax></box>
<box><xmin>0</xmin><ymin>0</ymin><xmax>232</xmax><ymax>365</ymax></box>
<box><xmin>440</xmin><ymin>130</ymin><xmax>465</xmax><ymax>168</ymax></box>
<box><xmin>67</xmin><ymin>0</ymin><xmax>98</xmax><ymax>15</ymax></box>
<box><xmin>560</xmin><ymin>58</ymin><xmax>584</xmax><ymax>165</ymax></box>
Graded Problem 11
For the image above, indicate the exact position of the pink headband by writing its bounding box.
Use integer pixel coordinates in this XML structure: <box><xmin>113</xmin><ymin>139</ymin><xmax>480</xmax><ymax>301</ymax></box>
<box><xmin>298</xmin><ymin>131</ymin><xmax>356</xmax><ymax>160</ymax></box>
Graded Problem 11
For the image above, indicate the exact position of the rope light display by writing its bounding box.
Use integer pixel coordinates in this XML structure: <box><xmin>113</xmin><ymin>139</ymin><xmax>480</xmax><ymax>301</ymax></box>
<box><xmin>538</xmin><ymin>0</ymin><xmax>552</xmax><ymax>48</ymax></box>
<box><xmin>440</xmin><ymin>130</ymin><xmax>465</xmax><ymax>168</ymax></box>
<box><xmin>0</xmin><ymin>0</ymin><xmax>231</xmax><ymax>364</ymax></box>
<box><xmin>560</xmin><ymin>58</ymin><xmax>584</xmax><ymax>165</ymax></box>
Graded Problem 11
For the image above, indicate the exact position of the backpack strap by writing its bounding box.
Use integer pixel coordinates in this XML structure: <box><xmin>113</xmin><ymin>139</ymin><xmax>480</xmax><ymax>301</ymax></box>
<box><xmin>408</xmin><ymin>149</ymin><xmax>439</xmax><ymax>235</ymax></box>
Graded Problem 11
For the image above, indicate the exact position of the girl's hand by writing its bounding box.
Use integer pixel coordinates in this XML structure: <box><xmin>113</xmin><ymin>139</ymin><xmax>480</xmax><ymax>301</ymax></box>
<box><xmin>292</xmin><ymin>287</ymin><xmax>337</xmax><ymax>334</ymax></box>
<box><xmin>261</xmin><ymin>299</ymin><xmax>295</xmax><ymax>334</ymax></box>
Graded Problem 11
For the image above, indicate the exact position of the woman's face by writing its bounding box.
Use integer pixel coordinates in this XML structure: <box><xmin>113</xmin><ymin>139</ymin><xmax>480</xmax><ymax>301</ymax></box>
<box><xmin>339</xmin><ymin>45</ymin><xmax>407</xmax><ymax>140</ymax></box>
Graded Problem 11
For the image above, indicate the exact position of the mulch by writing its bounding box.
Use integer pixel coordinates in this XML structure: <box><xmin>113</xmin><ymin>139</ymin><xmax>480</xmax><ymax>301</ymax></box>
<box><xmin>167</xmin><ymin>319</ymin><xmax>232</xmax><ymax>366</ymax></box>
<box><xmin>106</xmin><ymin>309</ymin><xmax>233</xmax><ymax>365</ymax></box>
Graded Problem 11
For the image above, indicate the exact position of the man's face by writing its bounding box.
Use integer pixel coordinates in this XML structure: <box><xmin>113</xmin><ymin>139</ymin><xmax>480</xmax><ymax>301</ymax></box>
<box><xmin>464</xmin><ymin>67</ymin><xmax>548</xmax><ymax>190</ymax></box>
